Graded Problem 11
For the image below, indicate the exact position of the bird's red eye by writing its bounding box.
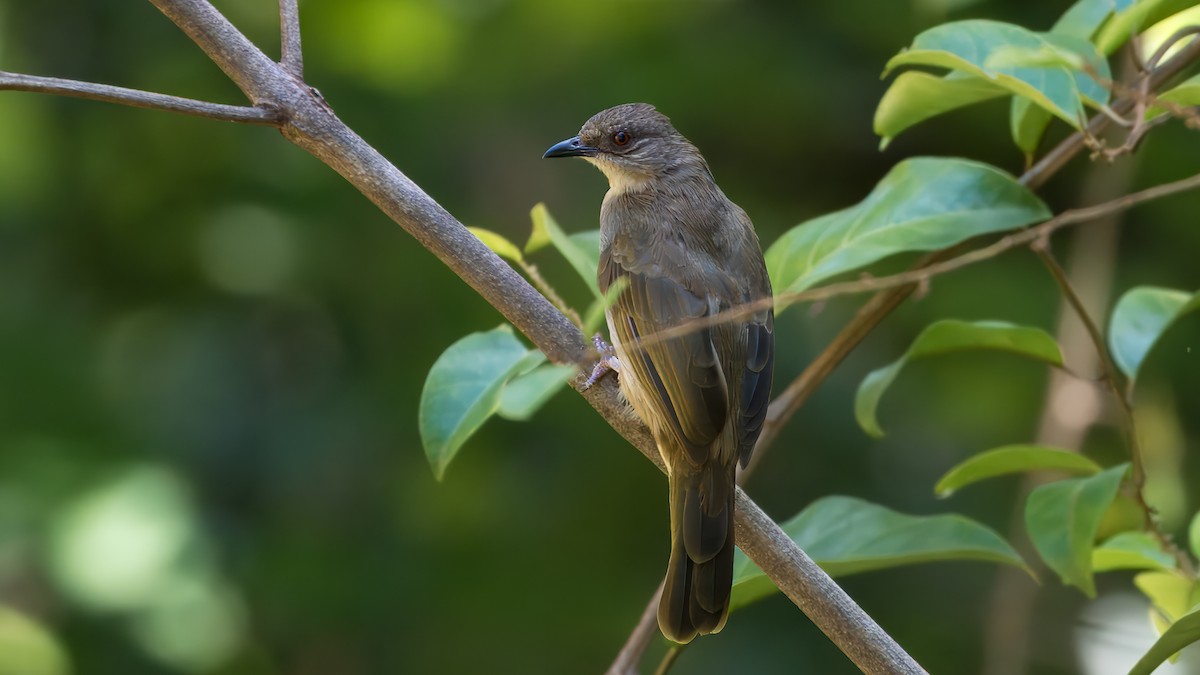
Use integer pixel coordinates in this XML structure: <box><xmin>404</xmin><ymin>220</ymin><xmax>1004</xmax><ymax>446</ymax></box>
<box><xmin>613</xmin><ymin>131</ymin><xmax>631</xmax><ymax>146</ymax></box>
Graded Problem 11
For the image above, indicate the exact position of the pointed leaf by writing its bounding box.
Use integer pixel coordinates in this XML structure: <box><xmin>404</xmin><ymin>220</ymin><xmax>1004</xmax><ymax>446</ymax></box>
<box><xmin>766</xmin><ymin>158</ymin><xmax>1049</xmax><ymax>297</ymax></box>
<box><xmin>875</xmin><ymin>71</ymin><xmax>1007</xmax><ymax>148</ymax></box>
<box><xmin>935</xmin><ymin>444</ymin><xmax>1101</xmax><ymax>497</ymax></box>
<box><xmin>1108</xmin><ymin>286</ymin><xmax>1200</xmax><ymax>383</ymax></box>
<box><xmin>884</xmin><ymin>20</ymin><xmax>1110</xmax><ymax>128</ymax></box>
<box><xmin>1011</xmin><ymin>97</ymin><xmax>1055</xmax><ymax>158</ymax></box>
<box><xmin>1053</xmin><ymin>0</ymin><xmax>1138</xmax><ymax>40</ymax></box>
<box><xmin>855</xmin><ymin>321</ymin><xmax>1063</xmax><ymax>438</ymax></box>
<box><xmin>529</xmin><ymin>204</ymin><xmax>600</xmax><ymax>298</ymax></box>
<box><xmin>1136</xmin><ymin>570</ymin><xmax>1199</xmax><ymax>623</ymax></box>
<box><xmin>419</xmin><ymin>326</ymin><xmax>535</xmax><ymax>480</ymax></box>
<box><xmin>497</xmin><ymin>362</ymin><xmax>576</xmax><ymax>421</ymax></box>
<box><xmin>567</xmin><ymin>229</ymin><xmax>602</xmax><ymax>286</ymax></box>
<box><xmin>730</xmin><ymin>496</ymin><xmax>1028</xmax><ymax>611</ymax></box>
<box><xmin>1025</xmin><ymin>464</ymin><xmax>1129</xmax><ymax>597</ymax></box>
<box><xmin>1130</xmin><ymin>606</ymin><xmax>1200</xmax><ymax>675</ymax></box>
<box><xmin>1006</xmin><ymin>12</ymin><xmax>1121</xmax><ymax>156</ymax></box>
<box><xmin>1149</xmin><ymin>73</ymin><xmax>1200</xmax><ymax>119</ymax></box>
<box><xmin>1092</xmin><ymin>532</ymin><xmax>1177</xmax><ymax>572</ymax></box>
<box><xmin>468</xmin><ymin>227</ymin><xmax>525</xmax><ymax>264</ymax></box>
<box><xmin>1190</xmin><ymin>510</ymin><xmax>1200</xmax><ymax>560</ymax></box>
<box><xmin>1095</xmin><ymin>0</ymin><xmax>1200</xmax><ymax>55</ymax></box>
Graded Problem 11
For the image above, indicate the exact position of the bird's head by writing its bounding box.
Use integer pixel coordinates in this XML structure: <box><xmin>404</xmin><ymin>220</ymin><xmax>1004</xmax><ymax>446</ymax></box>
<box><xmin>543</xmin><ymin>103</ymin><xmax>706</xmax><ymax>193</ymax></box>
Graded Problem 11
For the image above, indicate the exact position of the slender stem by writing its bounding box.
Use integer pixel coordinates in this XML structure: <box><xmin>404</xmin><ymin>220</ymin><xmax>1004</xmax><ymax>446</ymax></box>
<box><xmin>1035</xmin><ymin>246</ymin><xmax>1197</xmax><ymax>577</ymax></box>
<box><xmin>519</xmin><ymin>261</ymin><xmax>584</xmax><ymax>331</ymax></box>
<box><xmin>1032</xmin><ymin>247</ymin><xmax>1126</xmax><ymax>410</ymax></box>
<box><xmin>279</xmin><ymin>0</ymin><xmax>304</xmax><ymax>77</ymax></box>
<box><xmin>0</xmin><ymin>71</ymin><xmax>282</xmax><ymax>124</ymax></box>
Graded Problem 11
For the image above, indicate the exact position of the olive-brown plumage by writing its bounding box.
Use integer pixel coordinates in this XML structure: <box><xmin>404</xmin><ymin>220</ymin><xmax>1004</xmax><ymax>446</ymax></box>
<box><xmin>544</xmin><ymin>103</ymin><xmax>774</xmax><ymax>643</ymax></box>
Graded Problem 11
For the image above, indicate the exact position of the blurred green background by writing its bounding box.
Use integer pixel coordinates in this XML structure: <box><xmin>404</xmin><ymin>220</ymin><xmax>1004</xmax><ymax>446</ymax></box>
<box><xmin>1</xmin><ymin>1</ymin><xmax>1198</xmax><ymax>673</ymax></box>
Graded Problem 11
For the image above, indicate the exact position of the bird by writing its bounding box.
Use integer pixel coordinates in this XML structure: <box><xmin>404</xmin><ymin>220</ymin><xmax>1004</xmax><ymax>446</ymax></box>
<box><xmin>543</xmin><ymin>103</ymin><xmax>774</xmax><ymax>643</ymax></box>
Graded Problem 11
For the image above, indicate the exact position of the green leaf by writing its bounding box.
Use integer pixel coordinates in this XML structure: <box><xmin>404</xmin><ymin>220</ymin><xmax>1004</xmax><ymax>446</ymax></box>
<box><xmin>855</xmin><ymin>321</ymin><xmax>1063</xmax><ymax>439</ymax></box>
<box><xmin>419</xmin><ymin>326</ymin><xmax>537</xmax><ymax>480</ymax></box>
<box><xmin>884</xmin><ymin>20</ymin><xmax>1111</xmax><ymax>128</ymax></box>
<box><xmin>765</xmin><ymin>158</ymin><xmax>1049</xmax><ymax>296</ymax></box>
<box><xmin>0</xmin><ymin>606</ymin><xmax>71</xmax><ymax>675</ymax></box>
<box><xmin>1095</xmin><ymin>0</ymin><xmax>1200</xmax><ymax>55</ymax></box>
<box><xmin>497</xmin><ymin>362</ymin><xmax>576</xmax><ymax>421</ymax></box>
<box><xmin>529</xmin><ymin>204</ymin><xmax>601</xmax><ymax>299</ymax></box>
<box><xmin>524</xmin><ymin>215</ymin><xmax>552</xmax><ymax>254</ymax></box>
<box><xmin>567</xmin><ymin>229</ymin><xmax>602</xmax><ymax>285</ymax></box>
<box><xmin>1092</xmin><ymin>532</ymin><xmax>1177</xmax><ymax>572</ymax></box>
<box><xmin>1130</xmin><ymin>606</ymin><xmax>1200</xmax><ymax>675</ymax></box>
<box><xmin>1108</xmin><ymin>286</ymin><xmax>1200</xmax><ymax>383</ymax></box>
<box><xmin>1010</xmin><ymin>97</ymin><xmax>1055</xmax><ymax>158</ymax></box>
<box><xmin>1136</xmin><ymin>570</ymin><xmax>1200</xmax><ymax>622</ymax></box>
<box><xmin>1190</xmin><ymin>510</ymin><xmax>1200</xmax><ymax>560</ymax></box>
<box><xmin>468</xmin><ymin>227</ymin><xmax>524</xmax><ymax>263</ymax></box>
<box><xmin>582</xmin><ymin>275</ymin><xmax>628</xmax><ymax>335</ymax></box>
<box><xmin>1149</xmin><ymin>73</ymin><xmax>1200</xmax><ymax>119</ymax></box>
<box><xmin>1053</xmin><ymin>0</ymin><xmax>1138</xmax><ymax>40</ymax></box>
<box><xmin>935</xmin><ymin>444</ymin><xmax>1101</xmax><ymax>497</ymax></box>
<box><xmin>1134</xmin><ymin>570</ymin><xmax>1200</xmax><ymax>668</ymax></box>
<box><xmin>1007</xmin><ymin>7</ymin><xmax>1122</xmax><ymax>158</ymax></box>
<box><xmin>729</xmin><ymin>496</ymin><xmax>1028</xmax><ymax>611</ymax></box>
<box><xmin>1025</xmin><ymin>464</ymin><xmax>1129</xmax><ymax>597</ymax></box>
<box><xmin>874</xmin><ymin>72</ymin><xmax>1007</xmax><ymax>149</ymax></box>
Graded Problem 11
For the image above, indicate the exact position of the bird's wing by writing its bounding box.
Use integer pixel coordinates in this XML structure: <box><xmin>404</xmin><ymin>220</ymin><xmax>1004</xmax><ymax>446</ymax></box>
<box><xmin>600</xmin><ymin>246</ymin><xmax>728</xmax><ymax>466</ymax></box>
<box><xmin>737</xmin><ymin>308</ymin><xmax>773</xmax><ymax>468</ymax></box>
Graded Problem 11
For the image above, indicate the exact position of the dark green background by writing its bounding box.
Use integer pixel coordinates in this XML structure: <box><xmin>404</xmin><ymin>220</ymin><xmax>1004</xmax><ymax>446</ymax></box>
<box><xmin>1</xmin><ymin>1</ymin><xmax>1197</xmax><ymax>673</ymax></box>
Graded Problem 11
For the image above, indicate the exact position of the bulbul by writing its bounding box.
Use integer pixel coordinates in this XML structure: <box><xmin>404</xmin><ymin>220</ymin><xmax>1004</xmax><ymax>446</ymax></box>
<box><xmin>544</xmin><ymin>103</ymin><xmax>774</xmax><ymax>643</ymax></box>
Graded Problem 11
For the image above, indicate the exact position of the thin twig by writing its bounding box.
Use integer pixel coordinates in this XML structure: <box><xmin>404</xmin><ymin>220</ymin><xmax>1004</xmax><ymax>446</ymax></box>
<box><xmin>1034</xmin><ymin>246</ymin><xmax>1197</xmax><ymax>577</ymax></box>
<box><xmin>0</xmin><ymin>71</ymin><xmax>282</xmax><ymax>124</ymax></box>
<box><xmin>279</xmin><ymin>0</ymin><xmax>304</xmax><ymax>77</ymax></box>
<box><xmin>519</xmin><ymin>261</ymin><xmax>584</xmax><ymax>331</ymax></box>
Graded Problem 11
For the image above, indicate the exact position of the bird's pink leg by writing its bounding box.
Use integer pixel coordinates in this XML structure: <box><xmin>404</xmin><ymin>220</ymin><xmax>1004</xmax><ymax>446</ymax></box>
<box><xmin>583</xmin><ymin>333</ymin><xmax>621</xmax><ymax>389</ymax></box>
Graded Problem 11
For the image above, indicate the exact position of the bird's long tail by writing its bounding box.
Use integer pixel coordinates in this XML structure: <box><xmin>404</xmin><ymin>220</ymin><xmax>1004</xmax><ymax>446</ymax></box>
<box><xmin>658</xmin><ymin>461</ymin><xmax>736</xmax><ymax>643</ymax></box>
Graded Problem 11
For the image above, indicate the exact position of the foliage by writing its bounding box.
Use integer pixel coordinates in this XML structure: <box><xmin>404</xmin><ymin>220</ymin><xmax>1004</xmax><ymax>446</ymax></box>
<box><xmin>4</xmin><ymin>0</ymin><xmax>1200</xmax><ymax>673</ymax></box>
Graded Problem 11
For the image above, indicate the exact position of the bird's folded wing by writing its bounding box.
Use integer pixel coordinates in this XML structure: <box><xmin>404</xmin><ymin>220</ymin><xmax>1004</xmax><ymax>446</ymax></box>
<box><xmin>601</xmin><ymin>251</ymin><xmax>728</xmax><ymax>467</ymax></box>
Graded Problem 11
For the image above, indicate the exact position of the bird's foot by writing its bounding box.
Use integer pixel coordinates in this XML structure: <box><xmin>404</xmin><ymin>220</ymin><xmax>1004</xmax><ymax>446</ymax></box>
<box><xmin>583</xmin><ymin>334</ymin><xmax>620</xmax><ymax>389</ymax></box>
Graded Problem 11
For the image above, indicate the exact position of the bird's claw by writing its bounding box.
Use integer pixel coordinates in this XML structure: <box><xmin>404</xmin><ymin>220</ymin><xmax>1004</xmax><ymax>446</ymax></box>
<box><xmin>583</xmin><ymin>334</ymin><xmax>620</xmax><ymax>389</ymax></box>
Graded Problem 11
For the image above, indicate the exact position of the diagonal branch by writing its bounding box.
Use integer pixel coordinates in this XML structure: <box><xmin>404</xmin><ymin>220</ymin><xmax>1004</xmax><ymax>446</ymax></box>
<box><xmin>279</xmin><ymin>0</ymin><xmax>304</xmax><ymax>77</ymax></box>
<box><xmin>0</xmin><ymin>71</ymin><xmax>282</xmax><ymax>124</ymax></box>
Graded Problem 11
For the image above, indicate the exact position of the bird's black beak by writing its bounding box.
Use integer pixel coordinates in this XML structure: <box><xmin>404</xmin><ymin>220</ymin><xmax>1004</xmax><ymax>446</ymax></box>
<box><xmin>543</xmin><ymin>136</ymin><xmax>598</xmax><ymax>159</ymax></box>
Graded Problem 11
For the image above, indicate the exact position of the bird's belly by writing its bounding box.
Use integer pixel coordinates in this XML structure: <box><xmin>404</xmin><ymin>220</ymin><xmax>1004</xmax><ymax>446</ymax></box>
<box><xmin>606</xmin><ymin>311</ymin><xmax>674</xmax><ymax>469</ymax></box>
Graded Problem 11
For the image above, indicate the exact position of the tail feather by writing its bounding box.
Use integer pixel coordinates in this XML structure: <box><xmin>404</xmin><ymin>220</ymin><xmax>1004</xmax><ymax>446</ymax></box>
<box><xmin>659</xmin><ymin>464</ymin><xmax>736</xmax><ymax>643</ymax></box>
